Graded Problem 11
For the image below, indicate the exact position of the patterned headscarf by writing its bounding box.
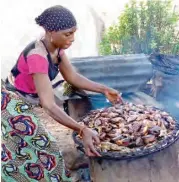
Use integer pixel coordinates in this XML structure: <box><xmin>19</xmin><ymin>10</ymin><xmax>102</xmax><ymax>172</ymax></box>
<box><xmin>35</xmin><ymin>5</ymin><xmax>77</xmax><ymax>31</ymax></box>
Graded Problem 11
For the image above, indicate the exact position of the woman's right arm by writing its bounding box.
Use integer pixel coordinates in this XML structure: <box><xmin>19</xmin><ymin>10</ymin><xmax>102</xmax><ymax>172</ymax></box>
<box><xmin>33</xmin><ymin>73</ymin><xmax>101</xmax><ymax>156</ymax></box>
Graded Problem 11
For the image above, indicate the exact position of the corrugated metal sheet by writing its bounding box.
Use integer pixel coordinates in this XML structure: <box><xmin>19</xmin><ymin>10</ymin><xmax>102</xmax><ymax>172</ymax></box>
<box><xmin>70</xmin><ymin>54</ymin><xmax>179</xmax><ymax>120</ymax></box>
<box><xmin>71</xmin><ymin>54</ymin><xmax>152</xmax><ymax>93</ymax></box>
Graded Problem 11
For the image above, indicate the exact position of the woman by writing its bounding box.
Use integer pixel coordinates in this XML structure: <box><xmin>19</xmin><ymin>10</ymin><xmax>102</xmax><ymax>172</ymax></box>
<box><xmin>2</xmin><ymin>5</ymin><xmax>122</xmax><ymax>182</ymax></box>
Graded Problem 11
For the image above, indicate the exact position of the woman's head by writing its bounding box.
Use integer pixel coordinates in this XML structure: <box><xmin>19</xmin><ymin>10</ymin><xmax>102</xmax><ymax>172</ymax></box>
<box><xmin>35</xmin><ymin>5</ymin><xmax>77</xmax><ymax>49</ymax></box>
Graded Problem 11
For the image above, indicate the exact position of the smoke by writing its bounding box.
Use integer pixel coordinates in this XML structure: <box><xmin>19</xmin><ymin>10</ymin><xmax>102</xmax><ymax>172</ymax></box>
<box><xmin>149</xmin><ymin>54</ymin><xmax>179</xmax><ymax>121</ymax></box>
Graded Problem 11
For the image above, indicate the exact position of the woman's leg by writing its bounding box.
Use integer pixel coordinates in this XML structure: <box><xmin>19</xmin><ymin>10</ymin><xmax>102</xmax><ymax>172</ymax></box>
<box><xmin>1</xmin><ymin>88</ymin><xmax>71</xmax><ymax>182</ymax></box>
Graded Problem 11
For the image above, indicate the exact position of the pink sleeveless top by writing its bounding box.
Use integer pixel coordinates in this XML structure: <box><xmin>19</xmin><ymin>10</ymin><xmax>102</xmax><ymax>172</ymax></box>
<box><xmin>11</xmin><ymin>40</ymin><xmax>64</xmax><ymax>94</ymax></box>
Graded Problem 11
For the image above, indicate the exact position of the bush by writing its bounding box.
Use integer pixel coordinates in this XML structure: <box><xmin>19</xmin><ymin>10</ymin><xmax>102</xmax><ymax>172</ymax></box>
<box><xmin>99</xmin><ymin>0</ymin><xmax>179</xmax><ymax>55</ymax></box>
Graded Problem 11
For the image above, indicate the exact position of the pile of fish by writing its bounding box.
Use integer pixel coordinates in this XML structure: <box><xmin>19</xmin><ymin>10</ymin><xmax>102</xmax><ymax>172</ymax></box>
<box><xmin>78</xmin><ymin>103</ymin><xmax>176</xmax><ymax>153</ymax></box>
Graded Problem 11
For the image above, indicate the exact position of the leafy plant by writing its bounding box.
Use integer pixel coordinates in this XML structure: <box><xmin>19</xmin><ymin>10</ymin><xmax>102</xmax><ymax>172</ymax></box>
<box><xmin>99</xmin><ymin>0</ymin><xmax>179</xmax><ymax>55</ymax></box>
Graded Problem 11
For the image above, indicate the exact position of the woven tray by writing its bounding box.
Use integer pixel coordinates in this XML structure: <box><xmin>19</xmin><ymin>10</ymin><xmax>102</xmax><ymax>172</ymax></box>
<box><xmin>72</xmin><ymin>108</ymin><xmax>179</xmax><ymax>160</ymax></box>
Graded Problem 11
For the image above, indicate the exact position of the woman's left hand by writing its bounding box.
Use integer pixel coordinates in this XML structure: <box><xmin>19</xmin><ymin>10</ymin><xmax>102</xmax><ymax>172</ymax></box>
<box><xmin>104</xmin><ymin>87</ymin><xmax>123</xmax><ymax>105</ymax></box>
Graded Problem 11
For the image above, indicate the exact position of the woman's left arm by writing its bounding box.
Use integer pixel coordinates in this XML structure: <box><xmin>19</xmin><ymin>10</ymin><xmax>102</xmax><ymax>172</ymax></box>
<box><xmin>59</xmin><ymin>53</ymin><xmax>123</xmax><ymax>104</ymax></box>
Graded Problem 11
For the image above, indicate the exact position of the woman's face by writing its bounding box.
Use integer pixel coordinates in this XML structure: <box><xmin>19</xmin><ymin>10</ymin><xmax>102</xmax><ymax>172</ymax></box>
<box><xmin>50</xmin><ymin>26</ymin><xmax>77</xmax><ymax>49</ymax></box>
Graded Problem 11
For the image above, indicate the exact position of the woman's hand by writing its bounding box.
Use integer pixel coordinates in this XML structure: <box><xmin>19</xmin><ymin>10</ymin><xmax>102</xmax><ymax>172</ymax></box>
<box><xmin>104</xmin><ymin>87</ymin><xmax>123</xmax><ymax>105</ymax></box>
<box><xmin>82</xmin><ymin>127</ymin><xmax>101</xmax><ymax>157</ymax></box>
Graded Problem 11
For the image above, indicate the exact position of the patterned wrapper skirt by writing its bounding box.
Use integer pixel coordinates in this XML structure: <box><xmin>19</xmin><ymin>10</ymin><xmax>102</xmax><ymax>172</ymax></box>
<box><xmin>1</xmin><ymin>87</ymin><xmax>72</xmax><ymax>182</ymax></box>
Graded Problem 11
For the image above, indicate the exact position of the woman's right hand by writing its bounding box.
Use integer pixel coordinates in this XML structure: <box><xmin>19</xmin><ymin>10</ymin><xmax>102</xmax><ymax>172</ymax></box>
<box><xmin>81</xmin><ymin>127</ymin><xmax>101</xmax><ymax>157</ymax></box>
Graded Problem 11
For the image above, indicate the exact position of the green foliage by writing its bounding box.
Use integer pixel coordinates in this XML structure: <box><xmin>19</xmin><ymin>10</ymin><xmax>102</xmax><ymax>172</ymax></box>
<box><xmin>99</xmin><ymin>0</ymin><xmax>179</xmax><ymax>55</ymax></box>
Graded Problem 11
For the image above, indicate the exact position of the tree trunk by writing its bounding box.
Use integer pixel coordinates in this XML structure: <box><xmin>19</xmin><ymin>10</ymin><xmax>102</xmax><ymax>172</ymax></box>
<box><xmin>89</xmin><ymin>140</ymin><xmax>179</xmax><ymax>182</ymax></box>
